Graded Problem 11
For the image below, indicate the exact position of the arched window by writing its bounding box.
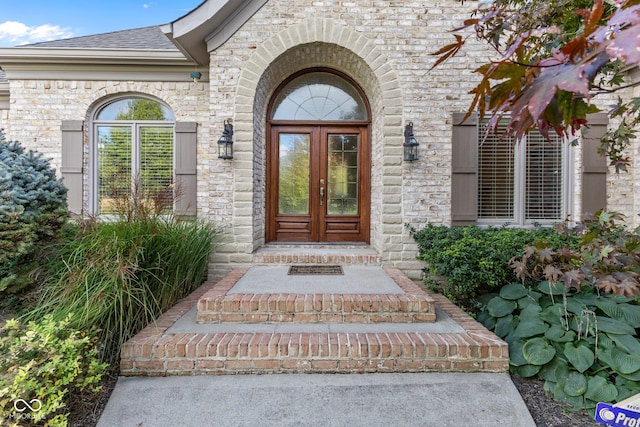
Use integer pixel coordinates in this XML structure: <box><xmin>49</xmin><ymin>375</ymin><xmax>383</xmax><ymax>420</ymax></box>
<box><xmin>93</xmin><ymin>97</ymin><xmax>175</xmax><ymax>214</ymax></box>
<box><xmin>270</xmin><ymin>72</ymin><xmax>368</xmax><ymax>121</ymax></box>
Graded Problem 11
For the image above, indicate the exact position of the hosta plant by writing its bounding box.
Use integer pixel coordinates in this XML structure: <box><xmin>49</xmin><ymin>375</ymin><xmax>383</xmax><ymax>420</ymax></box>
<box><xmin>478</xmin><ymin>281</ymin><xmax>640</xmax><ymax>412</ymax></box>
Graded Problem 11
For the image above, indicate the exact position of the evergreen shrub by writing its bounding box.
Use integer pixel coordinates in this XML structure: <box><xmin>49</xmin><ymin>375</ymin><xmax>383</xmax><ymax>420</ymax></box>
<box><xmin>410</xmin><ymin>223</ymin><xmax>578</xmax><ymax>309</ymax></box>
<box><xmin>0</xmin><ymin>131</ymin><xmax>68</xmax><ymax>295</ymax></box>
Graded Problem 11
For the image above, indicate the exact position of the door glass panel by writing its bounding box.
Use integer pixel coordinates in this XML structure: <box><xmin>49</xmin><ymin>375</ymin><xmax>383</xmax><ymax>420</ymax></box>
<box><xmin>328</xmin><ymin>134</ymin><xmax>359</xmax><ymax>215</ymax></box>
<box><xmin>278</xmin><ymin>134</ymin><xmax>310</xmax><ymax>214</ymax></box>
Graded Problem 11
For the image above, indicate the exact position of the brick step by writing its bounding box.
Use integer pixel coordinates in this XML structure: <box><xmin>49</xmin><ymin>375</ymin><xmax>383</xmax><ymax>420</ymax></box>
<box><xmin>196</xmin><ymin>293</ymin><xmax>435</xmax><ymax>323</ymax></box>
<box><xmin>252</xmin><ymin>246</ymin><xmax>381</xmax><ymax>266</ymax></box>
<box><xmin>120</xmin><ymin>330</ymin><xmax>508</xmax><ymax>376</ymax></box>
<box><xmin>195</xmin><ymin>267</ymin><xmax>436</xmax><ymax>324</ymax></box>
<box><xmin>119</xmin><ymin>270</ymin><xmax>509</xmax><ymax>376</ymax></box>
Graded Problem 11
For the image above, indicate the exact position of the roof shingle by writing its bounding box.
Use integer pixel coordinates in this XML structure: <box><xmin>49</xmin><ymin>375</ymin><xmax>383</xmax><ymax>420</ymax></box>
<box><xmin>24</xmin><ymin>26</ymin><xmax>178</xmax><ymax>50</ymax></box>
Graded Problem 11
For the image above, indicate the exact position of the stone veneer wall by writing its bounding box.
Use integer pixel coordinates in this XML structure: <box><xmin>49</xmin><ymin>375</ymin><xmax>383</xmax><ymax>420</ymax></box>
<box><xmin>205</xmin><ymin>1</ymin><xmax>492</xmax><ymax>279</ymax></box>
<box><xmin>4</xmin><ymin>80</ymin><xmax>209</xmax><ymax>217</ymax></box>
<box><xmin>204</xmin><ymin>1</ymin><xmax>639</xmax><ymax>278</ymax></box>
<box><xmin>2</xmin><ymin>1</ymin><xmax>638</xmax><ymax>281</ymax></box>
<box><xmin>0</xmin><ymin>108</ymin><xmax>8</xmax><ymax>134</ymax></box>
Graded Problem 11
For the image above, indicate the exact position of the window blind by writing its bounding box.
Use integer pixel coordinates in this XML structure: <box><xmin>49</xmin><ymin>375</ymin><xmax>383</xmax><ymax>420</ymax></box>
<box><xmin>140</xmin><ymin>126</ymin><xmax>174</xmax><ymax>210</ymax></box>
<box><xmin>98</xmin><ymin>126</ymin><xmax>132</xmax><ymax>213</ymax></box>
<box><xmin>478</xmin><ymin>122</ymin><xmax>515</xmax><ymax>219</ymax></box>
<box><xmin>525</xmin><ymin>132</ymin><xmax>563</xmax><ymax>220</ymax></box>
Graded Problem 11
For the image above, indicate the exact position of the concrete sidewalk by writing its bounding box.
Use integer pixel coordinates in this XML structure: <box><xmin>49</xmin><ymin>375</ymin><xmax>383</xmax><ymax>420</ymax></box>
<box><xmin>97</xmin><ymin>372</ymin><xmax>536</xmax><ymax>427</ymax></box>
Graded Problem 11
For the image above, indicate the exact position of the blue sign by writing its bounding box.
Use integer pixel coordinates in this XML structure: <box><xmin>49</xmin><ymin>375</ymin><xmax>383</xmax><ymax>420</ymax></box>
<box><xmin>596</xmin><ymin>402</ymin><xmax>640</xmax><ymax>426</ymax></box>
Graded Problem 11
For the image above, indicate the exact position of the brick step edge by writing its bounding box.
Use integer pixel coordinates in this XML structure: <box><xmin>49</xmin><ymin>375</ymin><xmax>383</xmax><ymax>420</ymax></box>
<box><xmin>252</xmin><ymin>253</ymin><xmax>382</xmax><ymax>265</ymax></box>
<box><xmin>120</xmin><ymin>331</ymin><xmax>508</xmax><ymax>376</ymax></box>
<box><xmin>196</xmin><ymin>266</ymin><xmax>436</xmax><ymax>323</ymax></box>
<box><xmin>196</xmin><ymin>295</ymin><xmax>436</xmax><ymax>323</ymax></box>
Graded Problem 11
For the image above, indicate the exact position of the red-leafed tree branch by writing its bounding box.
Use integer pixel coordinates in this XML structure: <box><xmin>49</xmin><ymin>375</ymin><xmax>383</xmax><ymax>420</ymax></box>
<box><xmin>435</xmin><ymin>0</ymin><xmax>640</xmax><ymax>172</ymax></box>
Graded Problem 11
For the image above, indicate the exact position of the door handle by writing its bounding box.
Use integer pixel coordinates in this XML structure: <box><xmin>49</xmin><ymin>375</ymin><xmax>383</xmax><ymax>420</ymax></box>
<box><xmin>320</xmin><ymin>187</ymin><xmax>325</xmax><ymax>205</ymax></box>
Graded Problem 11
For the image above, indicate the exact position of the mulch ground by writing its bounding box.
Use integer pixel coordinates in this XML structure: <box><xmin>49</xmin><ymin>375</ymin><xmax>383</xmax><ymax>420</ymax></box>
<box><xmin>512</xmin><ymin>375</ymin><xmax>601</xmax><ymax>426</ymax></box>
<box><xmin>67</xmin><ymin>368</ymin><xmax>118</xmax><ymax>427</ymax></box>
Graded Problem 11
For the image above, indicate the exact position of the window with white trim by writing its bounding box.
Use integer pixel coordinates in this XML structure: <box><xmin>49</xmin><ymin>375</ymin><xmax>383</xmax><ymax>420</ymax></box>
<box><xmin>93</xmin><ymin>97</ymin><xmax>175</xmax><ymax>215</ymax></box>
<box><xmin>477</xmin><ymin>120</ymin><xmax>573</xmax><ymax>225</ymax></box>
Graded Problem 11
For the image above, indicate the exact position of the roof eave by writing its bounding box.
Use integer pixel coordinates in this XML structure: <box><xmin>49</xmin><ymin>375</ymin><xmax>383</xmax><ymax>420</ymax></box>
<box><xmin>0</xmin><ymin>47</ymin><xmax>191</xmax><ymax>66</ymax></box>
<box><xmin>162</xmin><ymin>0</ymin><xmax>268</xmax><ymax>65</ymax></box>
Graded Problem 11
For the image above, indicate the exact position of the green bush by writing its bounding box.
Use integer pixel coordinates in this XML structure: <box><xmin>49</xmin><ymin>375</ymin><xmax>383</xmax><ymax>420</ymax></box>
<box><xmin>410</xmin><ymin>223</ymin><xmax>578</xmax><ymax>308</ymax></box>
<box><xmin>27</xmin><ymin>217</ymin><xmax>221</xmax><ymax>362</ymax></box>
<box><xmin>478</xmin><ymin>283</ymin><xmax>640</xmax><ymax>412</ymax></box>
<box><xmin>0</xmin><ymin>315</ymin><xmax>107</xmax><ymax>427</ymax></box>
<box><xmin>0</xmin><ymin>131</ymin><xmax>68</xmax><ymax>298</ymax></box>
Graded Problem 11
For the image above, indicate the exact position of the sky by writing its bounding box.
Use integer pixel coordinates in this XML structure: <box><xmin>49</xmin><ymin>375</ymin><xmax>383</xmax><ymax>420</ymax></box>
<box><xmin>0</xmin><ymin>1</ymin><xmax>204</xmax><ymax>47</ymax></box>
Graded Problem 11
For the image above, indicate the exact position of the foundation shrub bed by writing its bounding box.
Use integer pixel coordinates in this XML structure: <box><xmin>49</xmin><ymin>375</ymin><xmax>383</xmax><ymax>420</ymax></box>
<box><xmin>410</xmin><ymin>224</ymin><xmax>578</xmax><ymax>310</ymax></box>
<box><xmin>27</xmin><ymin>216</ymin><xmax>221</xmax><ymax>363</ymax></box>
<box><xmin>1</xmin><ymin>136</ymin><xmax>221</xmax><ymax>424</ymax></box>
<box><xmin>477</xmin><ymin>212</ymin><xmax>640</xmax><ymax>413</ymax></box>
<box><xmin>0</xmin><ymin>315</ymin><xmax>107</xmax><ymax>427</ymax></box>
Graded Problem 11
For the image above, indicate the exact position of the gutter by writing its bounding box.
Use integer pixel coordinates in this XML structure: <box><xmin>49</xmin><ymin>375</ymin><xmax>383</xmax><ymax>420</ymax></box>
<box><xmin>0</xmin><ymin>47</ymin><xmax>191</xmax><ymax>66</ymax></box>
<box><xmin>0</xmin><ymin>48</ymin><xmax>203</xmax><ymax>82</ymax></box>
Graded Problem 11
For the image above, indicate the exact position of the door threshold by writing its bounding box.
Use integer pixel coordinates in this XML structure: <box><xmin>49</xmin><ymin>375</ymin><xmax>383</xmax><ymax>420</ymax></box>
<box><xmin>262</xmin><ymin>242</ymin><xmax>369</xmax><ymax>248</ymax></box>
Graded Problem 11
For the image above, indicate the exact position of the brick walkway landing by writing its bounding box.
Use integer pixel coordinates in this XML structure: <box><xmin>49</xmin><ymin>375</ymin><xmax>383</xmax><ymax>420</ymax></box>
<box><xmin>120</xmin><ymin>266</ymin><xmax>508</xmax><ymax>376</ymax></box>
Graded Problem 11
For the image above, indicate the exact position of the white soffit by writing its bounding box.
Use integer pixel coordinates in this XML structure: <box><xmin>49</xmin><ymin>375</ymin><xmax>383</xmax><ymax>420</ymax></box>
<box><xmin>161</xmin><ymin>0</ymin><xmax>268</xmax><ymax>65</ymax></box>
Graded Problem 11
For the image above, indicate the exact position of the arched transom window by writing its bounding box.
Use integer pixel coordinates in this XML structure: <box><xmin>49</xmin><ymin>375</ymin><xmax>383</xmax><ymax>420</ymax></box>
<box><xmin>93</xmin><ymin>97</ymin><xmax>175</xmax><ymax>214</ymax></box>
<box><xmin>270</xmin><ymin>72</ymin><xmax>368</xmax><ymax>121</ymax></box>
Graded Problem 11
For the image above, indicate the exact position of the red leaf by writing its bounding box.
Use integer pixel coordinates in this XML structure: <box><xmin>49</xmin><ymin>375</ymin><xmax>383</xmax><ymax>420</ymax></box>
<box><xmin>563</xmin><ymin>269</ymin><xmax>585</xmax><ymax>289</ymax></box>
<box><xmin>584</xmin><ymin>0</ymin><xmax>604</xmax><ymax>36</ymax></box>
<box><xmin>510</xmin><ymin>60</ymin><xmax>591</xmax><ymax>127</ymax></box>
<box><xmin>430</xmin><ymin>35</ymin><xmax>465</xmax><ymax>70</ymax></box>
<box><xmin>536</xmin><ymin>247</ymin><xmax>555</xmax><ymax>263</ymax></box>
<box><xmin>591</xmin><ymin>4</ymin><xmax>640</xmax><ymax>43</ymax></box>
<box><xmin>605</xmin><ymin>25</ymin><xmax>640</xmax><ymax>65</ymax></box>
<box><xmin>543</xmin><ymin>265</ymin><xmax>563</xmax><ymax>283</ymax></box>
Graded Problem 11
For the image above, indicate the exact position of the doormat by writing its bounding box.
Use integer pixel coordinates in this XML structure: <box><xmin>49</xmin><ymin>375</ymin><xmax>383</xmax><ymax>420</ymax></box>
<box><xmin>288</xmin><ymin>265</ymin><xmax>344</xmax><ymax>275</ymax></box>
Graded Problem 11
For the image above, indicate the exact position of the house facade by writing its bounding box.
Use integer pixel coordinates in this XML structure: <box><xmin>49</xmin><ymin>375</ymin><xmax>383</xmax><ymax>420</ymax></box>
<box><xmin>1</xmin><ymin>1</ymin><xmax>638</xmax><ymax>279</ymax></box>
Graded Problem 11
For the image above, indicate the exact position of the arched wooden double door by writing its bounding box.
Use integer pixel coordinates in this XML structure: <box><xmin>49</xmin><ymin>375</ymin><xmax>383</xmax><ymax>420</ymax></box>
<box><xmin>266</xmin><ymin>69</ymin><xmax>371</xmax><ymax>243</ymax></box>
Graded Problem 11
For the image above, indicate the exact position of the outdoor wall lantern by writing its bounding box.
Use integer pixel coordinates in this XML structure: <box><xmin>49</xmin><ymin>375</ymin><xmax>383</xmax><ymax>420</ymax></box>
<box><xmin>217</xmin><ymin>119</ymin><xmax>234</xmax><ymax>160</ymax></box>
<box><xmin>403</xmin><ymin>122</ymin><xmax>419</xmax><ymax>162</ymax></box>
